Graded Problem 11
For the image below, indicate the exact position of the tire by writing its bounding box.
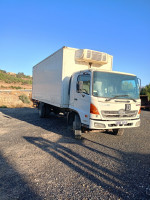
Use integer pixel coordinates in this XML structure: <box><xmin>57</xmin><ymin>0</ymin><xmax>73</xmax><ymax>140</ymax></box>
<box><xmin>67</xmin><ymin>112</ymin><xmax>82</xmax><ymax>139</ymax></box>
<box><xmin>113</xmin><ymin>128</ymin><xmax>124</xmax><ymax>136</ymax></box>
<box><xmin>67</xmin><ymin>112</ymin><xmax>74</xmax><ymax>130</ymax></box>
<box><xmin>45</xmin><ymin>104</ymin><xmax>51</xmax><ymax>117</ymax></box>
<box><xmin>75</xmin><ymin>135</ymin><xmax>82</xmax><ymax>140</ymax></box>
<box><xmin>53</xmin><ymin>109</ymin><xmax>60</xmax><ymax>115</ymax></box>
<box><xmin>73</xmin><ymin>114</ymin><xmax>82</xmax><ymax>140</ymax></box>
<box><xmin>39</xmin><ymin>102</ymin><xmax>46</xmax><ymax>118</ymax></box>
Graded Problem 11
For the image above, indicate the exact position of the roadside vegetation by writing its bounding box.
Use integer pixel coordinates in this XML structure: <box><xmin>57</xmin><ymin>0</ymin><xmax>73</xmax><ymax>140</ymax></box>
<box><xmin>140</xmin><ymin>83</ymin><xmax>150</xmax><ymax>99</ymax></box>
<box><xmin>0</xmin><ymin>105</ymin><xmax>7</xmax><ymax>108</ymax></box>
<box><xmin>19</xmin><ymin>94</ymin><xmax>30</xmax><ymax>104</ymax></box>
<box><xmin>0</xmin><ymin>70</ymin><xmax>32</xmax><ymax>85</ymax></box>
<box><xmin>1</xmin><ymin>85</ymin><xmax>23</xmax><ymax>90</ymax></box>
<box><xmin>0</xmin><ymin>70</ymin><xmax>32</xmax><ymax>108</ymax></box>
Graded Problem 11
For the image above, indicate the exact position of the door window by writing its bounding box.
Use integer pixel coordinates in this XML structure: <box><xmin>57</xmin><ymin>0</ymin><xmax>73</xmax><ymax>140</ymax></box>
<box><xmin>77</xmin><ymin>74</ymin><xmax>90</xmax><ymax>95</ymax></box>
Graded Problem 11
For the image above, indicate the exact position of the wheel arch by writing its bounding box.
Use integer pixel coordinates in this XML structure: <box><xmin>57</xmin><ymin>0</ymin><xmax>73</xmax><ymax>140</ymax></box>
<box><xmin>67</xmin><ymin>110</ymin><xmax>81</xmax><ymax>126</ymax></box>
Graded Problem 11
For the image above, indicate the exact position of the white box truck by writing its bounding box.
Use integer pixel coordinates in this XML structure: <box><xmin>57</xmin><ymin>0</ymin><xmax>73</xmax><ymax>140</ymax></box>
<box><xmin>32</xmin><ymin>46</ymin><xmax>141</xmax><ymax>139</ymax></box>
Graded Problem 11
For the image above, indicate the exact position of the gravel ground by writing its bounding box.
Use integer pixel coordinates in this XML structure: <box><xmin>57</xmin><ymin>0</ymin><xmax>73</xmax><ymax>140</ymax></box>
<box><xmin>0</xmin><ymin>108</ymin><xmax>150</xmax><ymax>200</ymax></box>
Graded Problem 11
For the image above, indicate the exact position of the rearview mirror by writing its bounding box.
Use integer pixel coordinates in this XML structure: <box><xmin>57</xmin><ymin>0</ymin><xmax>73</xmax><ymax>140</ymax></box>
<box><xmin>138</xmin><ymin>78</ymin><xmax>141</xmax><ymax>91</ymax></box>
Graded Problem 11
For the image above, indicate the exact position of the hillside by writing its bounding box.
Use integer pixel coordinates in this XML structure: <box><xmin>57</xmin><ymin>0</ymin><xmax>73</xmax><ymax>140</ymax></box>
<box><xmin>0</xmin><ymin>70</ymin><xmax>32</xmax><ymax>90</ymax></box>
<box><xmin>0</xmin><ymin>70</ymin><xmax>32</xmax><ymax>108</ymax></box>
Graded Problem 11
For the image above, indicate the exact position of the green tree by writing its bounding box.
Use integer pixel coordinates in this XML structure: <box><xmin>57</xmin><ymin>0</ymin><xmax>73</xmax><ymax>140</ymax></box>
<box><xmin>140</xmin><ymin>84</ymin><xmax>150</xmax><ymax>99</ymax></box>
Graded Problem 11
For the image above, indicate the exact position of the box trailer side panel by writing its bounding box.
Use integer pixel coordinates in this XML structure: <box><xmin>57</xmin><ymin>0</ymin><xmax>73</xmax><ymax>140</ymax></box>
<box><xmin>32</xmin><ymin>48</ymin><xmax>63</xmax><ymax>107</ymax></box>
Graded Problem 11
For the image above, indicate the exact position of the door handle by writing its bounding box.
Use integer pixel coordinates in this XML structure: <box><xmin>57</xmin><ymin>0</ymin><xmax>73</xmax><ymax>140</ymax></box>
<box><xmin>74</xmin><ymin>98</ymin><xmax>78</xmax><ymax>101</ymax></box>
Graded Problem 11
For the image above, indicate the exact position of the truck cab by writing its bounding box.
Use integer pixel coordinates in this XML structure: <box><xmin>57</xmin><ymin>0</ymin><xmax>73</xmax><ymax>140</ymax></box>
<box><xmin>68</xmin><ymin>69</ymin><xmax>141</xmax><ymax>137</ymax></box>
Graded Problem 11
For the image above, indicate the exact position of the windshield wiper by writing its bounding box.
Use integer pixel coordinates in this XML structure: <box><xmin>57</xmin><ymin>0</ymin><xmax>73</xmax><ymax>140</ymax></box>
<box><xmin>105</xmin><ymin>95</ymin><xmax>137</xmax><ymax>102</ymax></box>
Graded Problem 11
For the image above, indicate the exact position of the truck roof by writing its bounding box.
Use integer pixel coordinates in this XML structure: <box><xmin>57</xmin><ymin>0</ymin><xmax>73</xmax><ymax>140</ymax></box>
<box><xmin>33</xmin><ymin>46</ymin><xmax>135</xmax><ymax>77</ymax></box>
<box><xmin>88</xmin><ymin>69</ymin><xmax>136</xmax><ymax>77</ymax></box>
<box><xmin>33</xmin><ymin>46</ymin><xmax>112</xmax><ymax>68</ymax></box>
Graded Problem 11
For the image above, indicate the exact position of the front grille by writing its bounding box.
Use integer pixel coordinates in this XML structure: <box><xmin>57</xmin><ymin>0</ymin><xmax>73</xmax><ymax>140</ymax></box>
<box><xmin>102</xmin><ymin>110</ymin><xmax>137</xmax><ymax>119</ymax></box>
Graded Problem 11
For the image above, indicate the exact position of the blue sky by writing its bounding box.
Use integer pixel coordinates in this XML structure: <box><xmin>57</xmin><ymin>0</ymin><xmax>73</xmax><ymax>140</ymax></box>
<box><xmin>0</xmin><ymin>0</ymin><xmax>150</xmax><ymax>86</ymax></box>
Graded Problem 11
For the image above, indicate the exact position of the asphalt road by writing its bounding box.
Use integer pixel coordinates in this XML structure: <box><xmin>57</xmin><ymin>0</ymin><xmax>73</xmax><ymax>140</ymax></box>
<box><xmin>0</xmin><ymin>108</ymin><xmax>150</xmax><ymax>200</ymax></box>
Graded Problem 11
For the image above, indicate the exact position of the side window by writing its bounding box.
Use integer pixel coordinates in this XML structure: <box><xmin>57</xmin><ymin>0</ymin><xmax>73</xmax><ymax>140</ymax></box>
<box><xmin>77</xmin><ymin>74</ymin><xmax>90</xmax><ymax>95</ymax></box>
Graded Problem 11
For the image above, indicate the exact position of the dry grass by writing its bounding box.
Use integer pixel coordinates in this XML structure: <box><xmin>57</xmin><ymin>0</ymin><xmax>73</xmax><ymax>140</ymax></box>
<box><xmin>0</xmin><ymin>91</ymin><xmax>33</xmax><ymax>108</ymax></box>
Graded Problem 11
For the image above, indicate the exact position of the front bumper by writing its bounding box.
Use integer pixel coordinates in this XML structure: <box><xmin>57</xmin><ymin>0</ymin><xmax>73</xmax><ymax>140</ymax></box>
<box><xmin>89</xmin><ymin>118</ymin><xmax>140</xmax><ymax>130</ymax></box>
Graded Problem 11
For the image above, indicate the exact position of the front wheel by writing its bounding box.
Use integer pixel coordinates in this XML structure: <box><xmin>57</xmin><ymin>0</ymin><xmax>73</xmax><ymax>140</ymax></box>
<box><xmin>113</xmin><ymin>128</ymin><xmax>124</xmax><ymax>136</ymax></box>
<box><xmin>67</xmin><ymin>112</ymin><xmax>82</xmax><ymax>139</ymax></box>
<box><xmin>73</xmin><ymin>114</ymin><xmax>82</xmax><ymax>139</ymax></box>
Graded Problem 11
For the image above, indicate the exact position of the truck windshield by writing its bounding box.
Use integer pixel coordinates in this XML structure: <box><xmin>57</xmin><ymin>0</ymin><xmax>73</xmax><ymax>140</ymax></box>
<box><xmin>92</xmin><ymin>71</ymin><xmax>140</xmax><ymax>100</ymax></box>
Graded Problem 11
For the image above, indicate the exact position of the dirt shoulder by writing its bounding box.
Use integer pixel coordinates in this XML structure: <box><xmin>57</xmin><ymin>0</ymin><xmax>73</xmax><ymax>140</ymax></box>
<box><xmin>0</xmin><ymin>71</ymin><xmax>32</xmax><ymax>108</ymax></box>
<box><xmin>0</xmin><ymin>90</ymin><xmax>33</xmax><ymax>108</ymax></box>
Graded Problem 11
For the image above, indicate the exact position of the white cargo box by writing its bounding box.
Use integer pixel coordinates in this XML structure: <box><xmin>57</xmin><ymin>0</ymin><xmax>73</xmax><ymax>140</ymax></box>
<box><xmin>32</xmin><ymin>46</ymin><xmax>113</xmax><ymax>108</ymax></box>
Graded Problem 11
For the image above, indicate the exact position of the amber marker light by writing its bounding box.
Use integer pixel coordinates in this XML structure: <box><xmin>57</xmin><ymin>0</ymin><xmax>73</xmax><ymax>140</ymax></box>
<box><xmin>138</xmin><ymin>107</ymin><xmax>141</xmax><ymax>114</ymax></box>
<box><xmin>90</xmin><ymin>103</ymin><xmax>99</xmax><ymax>115</ymax></box>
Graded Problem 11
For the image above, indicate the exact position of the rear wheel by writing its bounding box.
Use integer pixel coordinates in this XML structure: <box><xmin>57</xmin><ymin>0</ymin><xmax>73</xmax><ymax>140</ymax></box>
<box><xmin>39</xmin><ymin>102</ymin><xmax>46</xmax><ymax>118</ymax></box>
<box><xmin>113</xmin><ymin>128</ymin><xmax>124</xmax><ymax>136</ymax></box>
<box><xmin>45</xmin><ymin>104</ymin><xmax>51</xmax><ymax>117</ymax></box>
<box><xmin>39</xmin><ymin>102</ymin><xmax>50</xmax><ymax>118</ymax></box>
<box><xmin>53</xmin><ymin>109</ymin><xmax>60</xmax><ymax>115</ymax></box>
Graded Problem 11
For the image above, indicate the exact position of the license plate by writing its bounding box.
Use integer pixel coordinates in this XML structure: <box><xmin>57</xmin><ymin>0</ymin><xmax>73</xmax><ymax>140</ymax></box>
<box><xmin>116</xmin><ymin>121</ymin><xmax>127</xmax><ymax>125</ymax></box>
<box><xmin>125</xmin><ymin>104</ymin><xmax>131</xmax><ymax>111</ymax></box>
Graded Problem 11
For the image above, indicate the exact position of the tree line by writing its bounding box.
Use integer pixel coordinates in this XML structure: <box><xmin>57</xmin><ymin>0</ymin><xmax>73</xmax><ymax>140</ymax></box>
<box><xmin>140</xmin><ymin>83</ymin><xmax>150</xmax><ymax>99</ymax></box>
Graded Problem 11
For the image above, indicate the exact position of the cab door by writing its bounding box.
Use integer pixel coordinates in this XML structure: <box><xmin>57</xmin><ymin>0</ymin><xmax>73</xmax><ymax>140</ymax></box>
<box><xmin>72</xmin><ymin>72</ymin><xmax>91</xmax><ymax>125</ymax></box>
